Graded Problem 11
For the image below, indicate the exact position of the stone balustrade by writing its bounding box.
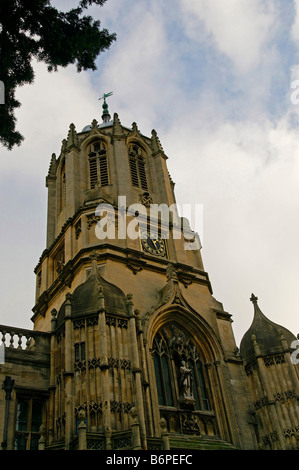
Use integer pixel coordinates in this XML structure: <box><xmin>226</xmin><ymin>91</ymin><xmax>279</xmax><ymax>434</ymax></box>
<box><xmin>0</xmin><ymin>324</ymin><xmax>50</xmax><ymax>351</ymax></box>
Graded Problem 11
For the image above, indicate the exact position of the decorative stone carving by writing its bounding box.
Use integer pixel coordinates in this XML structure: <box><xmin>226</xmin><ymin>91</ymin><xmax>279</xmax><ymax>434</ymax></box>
<box><xmin>74</xmin><ymin>401</ymin><xmax>134</xmax><ymax>415</ymax></box>
<box><xmin>86</xmin><ymin>213</ymin><xmax>100</xmax><ymax>230</ymax></box>
<box><xmin>75</xmin><ymin>219</ymin><xmax>81</xmax><ymax>239</ymax></box>
<box><xmin>106</xmin><ymin>316</ymin><xmax>128</xmax><ymax>329</ymax></box>
<box><xmin>74</xmin><ymin>356</ymin><xmax>131</xmax><ymax>372</ymax></box>
<box><xmin>263</xmin><ymin>354</ymin><xmax>285</xmax><ymax>367</ymax></box>
<box><xmin>139</xmin><ymin>191</ymin><xmax>153</xmax><ymax>207</ymax></box>
<box><xmin>168</xmin><ymin>325</ymin><xmax>187</xmax><ymax>357</ymax></box>
<box><xmin>254</xmin><ymin>396</ymin><xmax>269</xmax><ymax>410</ymax></box>
<box><xmin>181</xmin><ymin>414</ymin><xmax>201</xmax><ymax>436</ymax></box>
<box><xmin>166</xmin><ymin>263</ymin><xmax>178</xmax><ymax>282</ymax></box>
<box><xmin>126</xmin><ymin>252</ymin><xmax>144</xmax><ymax>275</ymax></box>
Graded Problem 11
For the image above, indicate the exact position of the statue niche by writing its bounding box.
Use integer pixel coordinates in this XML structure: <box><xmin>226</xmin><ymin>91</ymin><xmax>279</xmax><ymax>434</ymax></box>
<box><xmin>166</xmin><ymin>325</ymin><xmax>196</xmax><ymax>410</ymax></box>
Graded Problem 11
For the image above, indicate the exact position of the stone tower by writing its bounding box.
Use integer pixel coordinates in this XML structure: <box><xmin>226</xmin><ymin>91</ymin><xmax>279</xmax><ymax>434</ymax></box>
<box><xmin>30</xmin><ymin>101</ymin><xmax>255</xmax><ymax>450</ymax></box>
<box><xmin>240</xmin><ymin>294</ymin><xmax>299</xmax><ymax>450</ymax></box>
<box><xmin>0</xmin><ymin>101</ymin><xmax>298</xmax><ymax>451</ymax></box>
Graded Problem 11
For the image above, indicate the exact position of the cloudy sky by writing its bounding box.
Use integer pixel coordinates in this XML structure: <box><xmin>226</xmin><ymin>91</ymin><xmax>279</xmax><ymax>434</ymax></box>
<box><xmin>1</xmin><ymin>0</ymin><xmax>299</xmax><ymax>347</ymax></box>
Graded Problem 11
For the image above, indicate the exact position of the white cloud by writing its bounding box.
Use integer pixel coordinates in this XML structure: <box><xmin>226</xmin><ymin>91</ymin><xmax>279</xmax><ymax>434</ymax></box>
<box><xmin>162</xmin><ymin>111</ymin><xmax>299</xmax><ymax>343</ymax></box>
<box><xmin>98</xmin><ymin>2</ymin><xmax>182</xmax><ymax>133</ymax></box>
<box><xmin>179</xmin><ymin>0</ymin><xmax>277</xmax><ymax>74</ymax></box>
<box><xmin>292</xmin><ymin>0</ymin><xmax>299</xmax><ymax>43</ymax></box>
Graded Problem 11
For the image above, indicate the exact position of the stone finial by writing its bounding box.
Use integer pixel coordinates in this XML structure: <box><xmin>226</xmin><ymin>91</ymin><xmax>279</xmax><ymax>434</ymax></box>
<box><xmin>46</xmin><ymin>153</ymin><xmax>57</xmax><ymax>187</ymax></box>
<box><xmin>250</xmin><ymin>293</ymin><xmax>258</xmax><ymax>304</ymax></box>
<box><xmin>47</xmin><ymin>153</ymin><xmax>57</xmax><ymax>178</ymax></box>
<box><xmin>89</xmin><ymin>250</ymin><xmax>100</xmax><ymax>262</ymax></box>
<box><xmin>51</xmin><ymin>309</ymin><xmax>57</xmax><ymax>332</ymax></box>
<box><xmin>78</xmin><ymin>409</ymin><xmax>86</xmax><ymax>424</ymax></box>
<box><xmin>113</xmin><ymin>113</ymin><xmax>124</xmax><ymax>137</ymax></box>
<box><xmin>91</xmin><ymin>118</ymin><xmax>99</xmax><ymax>130</ymax></box>
<box><xmin>132</xmin><ymin>122</ymin><xmax>139</xmax><ymax>134</ymax></box>
<box><xmin>151</xmin><ymin>129</ymin><xmax>166</xmax><ymax>157</ymax></box>
<box><xmin>130</xmin><ymin>407</ymin><xmax>142</xmax><ymax>450</ymax></box>
<box><xmin>78</xmin><ymin>410</ymin><xmax>87</xmax><ymax>450</ymax></box>
<box><xmin>160</xmin><ymin>418</ymin><xmax>170</xmax><ymax>450</ymax></box>
<box><xmin>89</xmin><ymin>250</ymin><xmax>101</xmax><ymax>278</ymax></box>
<box><xmin>66</xmin><ymin>123</ymin><xmax>79</xmax><ymax>151</ymax></box>
<box><xmin>65</xmin><ymin>293</ymin><xmax>72</xmax><ymax>319</ymax></box>
<box><xmin>61</xmin><ymin>138</ymin><xmax>67</xmax><ymax>154</ymax></box>
<box><xmin>127</xmin><ymin>293</ymin><xmax>133</xmax><ymax>302</ymax></box>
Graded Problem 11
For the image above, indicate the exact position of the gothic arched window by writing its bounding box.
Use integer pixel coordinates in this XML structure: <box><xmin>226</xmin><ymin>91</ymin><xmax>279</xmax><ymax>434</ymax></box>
<box><xmin>152</xmin><ymin>325</ymin><xmax>211</xmax><ymax>412</ymax></box>
<box><xmin>152</xmin><ymin>333</ymin><xmax>174</xmax><ymax>406</ymax></box>
<box><xmin>187</xmin><ymin>343</ymin><xmax>210</xmax><ymax>411</ymax></box>
<box><xmin>128</xmin><ymin>144</ymin><xmax>148</xmax><ymax>190</ymax></box>
<box><xmin>88</xmin><ymin>141</ymin><xmax>109</xmax><ymax>189</ymax></box>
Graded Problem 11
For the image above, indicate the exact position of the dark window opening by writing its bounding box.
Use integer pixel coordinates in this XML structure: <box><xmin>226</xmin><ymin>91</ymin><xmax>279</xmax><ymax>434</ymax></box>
<box><xmin>129</xmin><ymin>144</ymin><xmax>148</xmax><ymax>190</ymax></box>
<box><xmin>15</xmin><ymin>398</ymin><xmax>44</xmax><ymax>450</ymax></box>
<box><xmin>88</xmin><ymin>142</ymin><xmax>109</xmax><ymax>188</ymax></box>
<box><xmin>75</xmin><ymin>342</ymin><xmax>86</xmax><ymax>362</ymax></box>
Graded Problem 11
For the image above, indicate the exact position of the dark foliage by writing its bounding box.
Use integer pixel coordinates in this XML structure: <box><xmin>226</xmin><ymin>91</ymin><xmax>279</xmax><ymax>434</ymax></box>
<box><xmin>0</xmin><ymin>0</ymin><xmax>116</xmax><ymax>149</ymax></box>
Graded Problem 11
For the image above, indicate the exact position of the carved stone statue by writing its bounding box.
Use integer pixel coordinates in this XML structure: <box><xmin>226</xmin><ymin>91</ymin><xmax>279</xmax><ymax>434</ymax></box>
<box><xmin>179</xmin><ymin>360</ymin><xmax>193</xmax><ymax>399</ymax></box>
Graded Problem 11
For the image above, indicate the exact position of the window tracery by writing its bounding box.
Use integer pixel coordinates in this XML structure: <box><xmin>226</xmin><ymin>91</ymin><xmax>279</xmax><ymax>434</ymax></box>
<box><xmin>152</xmin><ymin>324</ymin><xmax>211</xmax><ymax>412</ymax></box>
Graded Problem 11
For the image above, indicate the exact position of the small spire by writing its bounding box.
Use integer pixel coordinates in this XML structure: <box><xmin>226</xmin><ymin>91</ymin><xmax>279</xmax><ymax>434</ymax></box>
<box><xmin>46</xmin><ymin>153</ymin><xmax>57</xmax><ymax>186</ymax></box>
<box><xmin>113</xmin><ymin>113</ymin><xmax>124</xmax><ymax>138</ymax></box>
<box><xmin>47</xmin><ymin>153</ymin><xmax>57</xmax><ymax>177</ymax></box>
<box><xmin>151</xmin><ymin>129</ymin><xmax>167</xmax><ymax>158</ymax></box>
<box><xmin>89</xmin><ymin>250</ymin><xmax>101</xmax><ymax>278</ymax></box>
<box><xmin>99</xmin><ymin>91</ymin><xmax>113</xmax><ymax>123</ymax></box>
<box><xmin>66</xmin><ymin>123</ymin><xmax>79</xmax><ymax>151</ymax></box>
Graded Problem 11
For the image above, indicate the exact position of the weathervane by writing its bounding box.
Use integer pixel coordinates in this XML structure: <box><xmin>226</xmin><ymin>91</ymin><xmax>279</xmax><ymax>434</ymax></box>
<box><xmin>99</xmin><ymin>91</ymin><xmax>113</xmax><ymax>123</ymax></box>
<box><xmin>99</xmin><ymin>91</ymin><xmax>113</xmax><ymax>104</ymax></box>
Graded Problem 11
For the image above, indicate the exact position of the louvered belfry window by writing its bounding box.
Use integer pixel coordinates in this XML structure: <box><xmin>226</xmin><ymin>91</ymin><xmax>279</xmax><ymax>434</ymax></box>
<box><xmin>129</xmin><ymin>144</ymin><xmax>148</xmax><ymax>190</ymax></box>
<box><xmin>88</xmin><ymin>141</ymin><xmax>109</xmax><ymax>189</ymax></box>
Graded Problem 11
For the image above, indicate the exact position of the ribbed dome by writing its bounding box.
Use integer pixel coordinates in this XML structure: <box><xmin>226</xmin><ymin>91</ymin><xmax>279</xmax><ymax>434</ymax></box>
<box><xmin>240</xmin><ymin>294</ymin><xmax>296</xmax><ymax>365</ymax></box>
<box><xmin>57</xmin><ymin>254</ymin><xmax>127</xmax><ymax>327</ymax></box>
<box><xmin>81</xmin><ymin>120</ymin><xmax>112</xmax><ymax>133</ymax></box>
